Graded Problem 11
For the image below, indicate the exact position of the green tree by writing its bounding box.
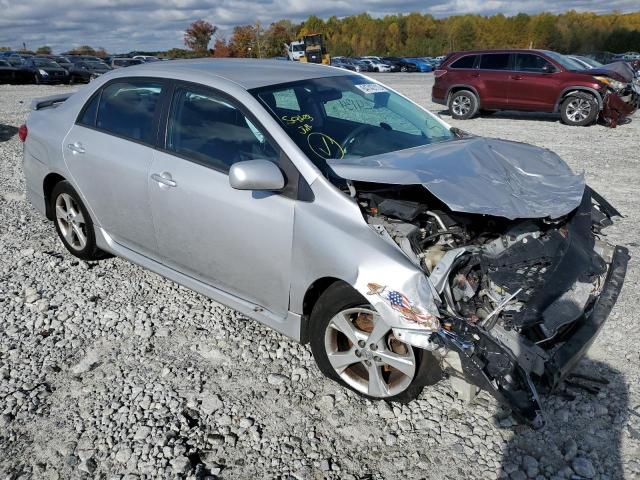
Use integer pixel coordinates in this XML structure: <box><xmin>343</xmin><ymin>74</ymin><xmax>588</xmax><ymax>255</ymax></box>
<box><xmin>36</xmin><ymin>45</ymin><xmax>52</xmax><ymax>55</ymax></box>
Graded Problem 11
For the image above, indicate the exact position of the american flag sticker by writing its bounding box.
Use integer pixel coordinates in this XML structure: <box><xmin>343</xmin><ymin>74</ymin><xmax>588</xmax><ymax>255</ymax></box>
<box><xmin>366</xmin><ymin>283</ymin><xmax>437</xmax><ymax>328</ymax></box>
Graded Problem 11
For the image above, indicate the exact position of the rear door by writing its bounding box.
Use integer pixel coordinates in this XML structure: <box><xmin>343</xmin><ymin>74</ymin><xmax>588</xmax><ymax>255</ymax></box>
<box><xmin>510</xmin><ymin>53</ymin><xmax>563</xmax><ymax>111</ymax></box>
<box><xmin>148</xmin><ymin>83</ymin><xmax>296</xmax><ymax>316</ymax></box>
<box><xmin>62</xmin><ymin>79</ymin><xmax>165</xmax><ymax>257</ymax></box>
<box><xmin>476</xmin><ymin>53</ymin><xmax>512</xmax><ymax>108</ymax></box>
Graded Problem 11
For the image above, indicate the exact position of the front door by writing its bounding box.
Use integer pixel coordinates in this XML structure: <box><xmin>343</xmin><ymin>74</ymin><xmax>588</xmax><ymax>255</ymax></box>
<box><xmin>476</xmin><ymin>53</ymin><xmax>512</xmax><ymax>109</ymax></box>
<box><xmin>62</xmin><ymin>79</ymin><xmax>165</xmax><ymax>256</ymax></box>
<box><xmin>148</xmin><ymin>84</ymin><xmax>295</xmax><ymax>315</ymax></box>
<box><xmin>509</xmin><ymin>53</ymin><xmax>563</xmax><ymax>112</ymax></box>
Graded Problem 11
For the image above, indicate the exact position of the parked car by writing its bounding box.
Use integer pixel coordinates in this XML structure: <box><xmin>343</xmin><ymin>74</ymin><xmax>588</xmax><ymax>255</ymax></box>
<box><xmin>382</xmin><ymin>56</ymin><xmax>418</xmax><ymax>72</ymax></box>
<box><xmin>20</xmin><ymin>59</ymin><xmax>628</xmax><ymax>427</ymax></box>
<box><xmin>432</xmin><ymin>49</ymin><xmax>639</xmax><ymax>126</ymax></box>
<box><xmin>68</xmin><ymin>61</ymin><xmax>112</xmax><ymax>83</ymax></box>
<box><xmin>6</xmin><ymin>55</ymin><xmax>25</xmax><ymax>67</ymax></box>
<box><xmin>44</xmin><ymin>55</ymin><xmax>73</xmax><ymax>71</ymax></box>
<box><xmin>568</xmin><ymin>55</ymin><xmax>603</xmax><ymax>69</ymax></box>
<box><xmin>20</xmin><ymin>57</ymin><xmax>69</xmax><ymax>84</ymax></box>
<box><xmin>362</xmin><ymin>56</ymin><xmax>400</xmax><ymax>72</ymax></box>
<box><xmin>357</xmin><ymin>58</ymin><xmax>392</xmax><ymax>72</ymax></box>
<box><xmin>110</xmin><ymin>58</ymin><xmax>144</xmax><ymax>68</ymax></box>
<box><xmin>403</xmin><ymin>57</ymin><xmax>433</xmax><ymax>72</ymax></box>
<box><xmin>133</xmin><ymin>55</ymin><xmax>160</xmax><ymax>62</ymax></box>
<box><xmin>330</xmin><ymin>58</ymin><xmax>356</xmax><ymax>71</ymax></box>
<box><xmin>0</xmin><ymin>59</ymin><xmax>31</xmax><ymax>84</ymax></box>
<box><xmin>66</xmin><ymin>55</ymin><xmax>106</xmax><ymax>65</ymax></box>
<box><xmin>341</xmin><ymin>58</ymin><xmax>371</xmax><ymax>72</ymax></box>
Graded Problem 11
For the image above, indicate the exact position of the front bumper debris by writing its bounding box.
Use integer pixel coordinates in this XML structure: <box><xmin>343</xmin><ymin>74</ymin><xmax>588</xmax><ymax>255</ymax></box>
<box><xmin>599</xmin><ymin>85</ymin><xmax>639</xmax><ymax>127</ymax></box>
<box><xmin>544</xmin><ymin>245</ymin><xmax>629</xmax><ymax>387</ymax></box>
<box><xmin>433</xmin><ymin>243</ymin><xmax>628</xmax><ymax>428</ymax></box>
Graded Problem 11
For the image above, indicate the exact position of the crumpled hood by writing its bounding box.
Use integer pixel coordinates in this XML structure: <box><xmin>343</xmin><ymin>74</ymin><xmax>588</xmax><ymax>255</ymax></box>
<box><xmin>328</xmin><ymin>137</ymin><xmax>586</xmax><ymax>220</ymax></box>
<box><xmin>579</xmin><ymin>61</ymin><xmax>635</xmax><ymax>83</ymax></box>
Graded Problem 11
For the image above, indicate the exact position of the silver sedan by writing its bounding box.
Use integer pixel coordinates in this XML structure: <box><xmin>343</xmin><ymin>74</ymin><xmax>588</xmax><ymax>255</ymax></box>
<box><xmin>21</xmin><ymin>59</ymin><xmax>628</xmax><ymax>427</ymax></box>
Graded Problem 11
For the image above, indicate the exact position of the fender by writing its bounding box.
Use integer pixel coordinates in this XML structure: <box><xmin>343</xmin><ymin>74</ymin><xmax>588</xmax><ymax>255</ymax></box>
<box><xmin>554</xmin><ymin>86</ymin><xmax>603</xmax><ymax>112</ymax></box>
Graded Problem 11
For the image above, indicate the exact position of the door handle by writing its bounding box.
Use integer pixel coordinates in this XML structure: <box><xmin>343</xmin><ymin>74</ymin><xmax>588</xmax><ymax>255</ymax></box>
<box><xmin>151</xmin><ymin>172</ymin><xmax>177</xmax><ymax>188</ymax></box>
<box><xmin>67</xmin><ymin>142</ymin><xmax>85</xmax><ymax>154</ymax></box>
<box><xmin>470</xmin><ymin>73</ymin><xmax>480</xmax><ymax>78</ymax></box>
<box><xmin>511</xmin><ymin>75</ymin><xmax>523</xmax><ymax>80</ymax></box>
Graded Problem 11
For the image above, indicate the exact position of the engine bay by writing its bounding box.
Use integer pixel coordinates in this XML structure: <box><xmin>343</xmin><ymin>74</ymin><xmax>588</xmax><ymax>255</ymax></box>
<box><xmin>351</xmin><ymin>181</ymin><xmax>625</xmax><ymax>427</ymax></box>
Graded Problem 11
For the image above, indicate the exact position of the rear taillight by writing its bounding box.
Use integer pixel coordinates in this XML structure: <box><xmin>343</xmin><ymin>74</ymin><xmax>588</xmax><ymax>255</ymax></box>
<box><xmin>434</xmin><ymin>69</ymin><xmax>447</xmax><ymax>78</ymax></box>
<box><xmin>18</xmin><ymin>124</ymin><xmax>28</xmax><ymax>142</ymax></box>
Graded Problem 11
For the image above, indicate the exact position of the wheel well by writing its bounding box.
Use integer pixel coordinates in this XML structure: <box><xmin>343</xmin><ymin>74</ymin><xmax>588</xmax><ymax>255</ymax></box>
<box><xmin>556</xmin><ymin>88</ymin><xmax>602</xmax><ymax>112</ymax></box>
<box><xmin>447</xmin><ymin>86</ymin><xmax>480</xmax><ymax>106</ymax></box>
<box><xmin>299</xmin><ymin>277</ymin><xmax>345</xmax><ymax>344</ymax></box>
<box><xmin>43</xmin><ymin>173</ymin><xmax>66</xmax><ymax>220</ymax></box>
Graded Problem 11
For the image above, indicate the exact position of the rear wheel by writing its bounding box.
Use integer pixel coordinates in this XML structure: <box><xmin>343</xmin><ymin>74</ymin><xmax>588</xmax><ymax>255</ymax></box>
<box><xmin>560</xmin><ymin>93</ymin><xmax>598</xmax><ymax>126</ymax></box>
<box><xmin>310</xmin><ymin>282</ymin><xmax>423</xmax><ymax>402</ymax></box>
<box><xmin>449</xmin><ymin>90</ymin><xmax>479</xmax><ymax>119</ymax></box>
<box><xmin>51</xmin><ymin>181</ymin><xmax>106</xmax><ymax>261</ymax></box>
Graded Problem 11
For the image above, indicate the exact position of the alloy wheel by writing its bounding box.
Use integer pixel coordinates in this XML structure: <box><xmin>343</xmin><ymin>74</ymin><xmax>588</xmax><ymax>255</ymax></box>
<box><xmin>566</xmin><ymin>98</ymin><xmax>592</xmax><ymax>123</ymax></box>
<box><xmin>323</xmin><ymin>307</ymin><xmax>416</xmax><ymax>398</ymax></box>
<box><xmin>452</xmin><ymin>95</ymin><xmax>472</xmax><ymax>116</ymax></box>
<box><xmin>55</xmin><ymin>193</ymin><xmax>87</xmax><ymax>251</ymax></box>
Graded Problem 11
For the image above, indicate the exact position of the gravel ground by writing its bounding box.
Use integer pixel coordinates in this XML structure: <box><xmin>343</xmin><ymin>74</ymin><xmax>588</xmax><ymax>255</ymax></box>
<box><xmin>0</xmin><ymin>75</ymin><xmax>639</xmax><ymax>480</ymax></box>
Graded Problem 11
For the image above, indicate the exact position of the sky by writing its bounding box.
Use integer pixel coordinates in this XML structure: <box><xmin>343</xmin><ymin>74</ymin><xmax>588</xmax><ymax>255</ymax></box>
<box><xmin>0</xmin><ymin>0</ymin><xmax>638</xmax><ymax>53</ymax></box>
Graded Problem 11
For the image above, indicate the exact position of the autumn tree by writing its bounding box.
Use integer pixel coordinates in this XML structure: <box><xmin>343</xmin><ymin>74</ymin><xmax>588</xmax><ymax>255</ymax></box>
<box><xmin>263</xmin><ymin>20</ymin><xmax>298</xmax><ymax>58</ymax></box>
<box><xmin>228</xmin><ymin>24</ymin><xmax>259</xmax><ymax>57</ymax></box>
<box><xmin>36</xmin><ymin>45</ymin><xmax>52</xmax><ymax>54</ymax></box>
<box><xmin>213</xmin><ymin>37</ymin><xmax>230</xmax><ymax>57</ymax></box>
<box><xmin>184</xmin><ymin>19</ymin><xmax>217</xmax><ymax>55</ymax></box>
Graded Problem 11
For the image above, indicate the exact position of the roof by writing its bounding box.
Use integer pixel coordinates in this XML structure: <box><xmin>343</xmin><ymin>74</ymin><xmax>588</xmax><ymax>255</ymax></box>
<box><xmin>121</xmin><ymin>58</ymin><xmax>350</xmax><ymax>89</ymax></box>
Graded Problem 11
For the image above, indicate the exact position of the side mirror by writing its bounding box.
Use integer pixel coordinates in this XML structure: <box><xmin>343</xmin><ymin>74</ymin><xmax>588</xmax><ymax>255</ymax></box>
<box><xmin>542</xmin><ymin>64</ymin><xmax>555</xmax><ymax>74</ymax></box>
<box><xmin>229</xmin><ymin>159</ymin><xmax>285</xmax><ymax>191</ymax></box>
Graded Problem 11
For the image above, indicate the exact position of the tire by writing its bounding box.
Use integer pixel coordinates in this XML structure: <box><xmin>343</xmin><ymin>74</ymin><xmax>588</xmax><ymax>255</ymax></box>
<box><xmin>560</xmin><ymin>93</ymin><xmax>598</xmax><ymax>126</ymax></box>
<box><xmin>34</xmin><ymin>74</ymin><xmax>40</xmax><ymax>85</ymax></box>
<box><xmin>448</xmin><ymin>90</ymin><xmax>479</xmax><ymax>119</ymax></box>
<box><xmin>50</xmin><ymin>181</ymin><xmax>105</xmax><ymax>261</ymax></box>
<box><xmin>309</xmin><ymin>282</ymin><xmax>424</xmax><ymax>403</ymax></box>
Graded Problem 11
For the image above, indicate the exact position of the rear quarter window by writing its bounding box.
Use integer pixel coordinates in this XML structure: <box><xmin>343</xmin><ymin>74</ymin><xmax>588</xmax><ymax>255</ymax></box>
<box><xmin>95</xmin><ymin>81</ymin><xmax>163</xmax><ymax>144</ymax></box>
<box><xmin>450</xmin><ymin>55</ymin><xmax>477</xmax><ymax>69</ymax></box>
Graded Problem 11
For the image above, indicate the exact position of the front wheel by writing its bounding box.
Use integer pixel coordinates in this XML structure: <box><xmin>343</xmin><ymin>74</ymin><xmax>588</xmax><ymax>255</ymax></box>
<box><xmin>310</xmin><ymin>282</ymin><xmax>423</xmax><ymax>402</ymax></box>
<box><xmin>560</xmin><ymin>93</ymin><xmax>598</xmax><ymax>126</ymax></box>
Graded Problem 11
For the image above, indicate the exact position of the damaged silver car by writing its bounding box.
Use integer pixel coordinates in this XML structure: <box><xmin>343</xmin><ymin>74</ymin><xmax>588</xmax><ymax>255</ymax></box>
<box><xmin>21</xmin><ymin>60</ymin><xmax>628</xmax><ymax>427</ymax></box>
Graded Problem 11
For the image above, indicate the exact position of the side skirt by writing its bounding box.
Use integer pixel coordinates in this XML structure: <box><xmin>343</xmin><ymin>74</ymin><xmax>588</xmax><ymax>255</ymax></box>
<box><xmin>94</xmin><ymin>227</ymin><xmax>302</xmax><ymax>342</ymax></box>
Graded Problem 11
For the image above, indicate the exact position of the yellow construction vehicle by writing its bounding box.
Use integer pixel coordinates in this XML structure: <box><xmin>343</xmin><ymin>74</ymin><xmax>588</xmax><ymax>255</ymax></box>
<box><xmin>298</xmin><ymin>34</ymin><xmax>330</xmax><ymax>65</ymax></box>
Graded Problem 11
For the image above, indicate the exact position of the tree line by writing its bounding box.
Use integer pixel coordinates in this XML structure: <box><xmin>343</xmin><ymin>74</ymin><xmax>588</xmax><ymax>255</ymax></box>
<box><xmin>186</xmin><ymin>10</ymin><xmax>640</xmax><ymax>58</ymax></box>
<box><xmin>3</xmin><ymin>10</ymin><xmax>639</xmax><ymax>59</ymax></box>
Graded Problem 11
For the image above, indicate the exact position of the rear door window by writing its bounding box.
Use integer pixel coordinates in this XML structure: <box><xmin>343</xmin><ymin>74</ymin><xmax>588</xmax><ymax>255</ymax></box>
<box><xmin>95</xmin><ymin>80</ymin><xmax>163</xmax><ymax>144</ymax></box>
<box><xmin>450</xmin><ymin>55</ymin><xmax>477</xmax><ymax>69</ymax></box>
<box><xmin>166</xmin><ymin>87</ymin><xmax>279</xmax><ymax>173</ymax></box>
<box><xmin>515</xmin><ymin>54</ymin><xmax>554</xmax><ymax>73</ymax></box>
<box><xmin>479</xmin><ymin>54</ymin><xmax>511</xmax><ymax>70</ymax></box>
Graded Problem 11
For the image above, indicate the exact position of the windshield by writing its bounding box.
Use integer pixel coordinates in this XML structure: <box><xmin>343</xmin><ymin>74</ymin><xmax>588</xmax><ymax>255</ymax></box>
<box><xmin>543</xmin><ymin>51</ymin><xmax>585</xmax><ymax>71</ymax></box>
<box><xmin>250</xmin><ymin>75</ymin><xmax>454</xmax><ymax>165</ymax></box>
<box><xmin>33</xmin><ymin>59</ymin><xmax>60</xmax><ymax>67</ymax></box>
<box><xmin>576</xmin><ymin>56</ymin><xmax>603</xmax><ymax>68</ymax></box>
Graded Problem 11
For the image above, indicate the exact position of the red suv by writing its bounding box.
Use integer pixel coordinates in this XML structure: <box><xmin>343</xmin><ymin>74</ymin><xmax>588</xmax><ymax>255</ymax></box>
<box><xmin>432</xmin><ymin>49</ymin><xmax>639</xmax><ymax>126</ymax></box>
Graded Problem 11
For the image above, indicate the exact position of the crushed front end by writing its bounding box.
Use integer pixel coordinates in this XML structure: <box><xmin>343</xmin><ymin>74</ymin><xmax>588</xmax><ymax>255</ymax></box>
<box><xmin>356</xmin><ymin>184</ymin><xmax>628</xmax><ymax>427</ymax></box>
<box><xmin>596</xmin><ymin>74</ymin><xmax>640</xmax><ymax>127</ymax></box>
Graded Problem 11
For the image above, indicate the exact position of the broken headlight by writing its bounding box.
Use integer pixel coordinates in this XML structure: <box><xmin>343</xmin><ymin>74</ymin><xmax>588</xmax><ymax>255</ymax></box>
<box><xmin>594</xmin><ymin>75</ymin><xmax>626</xmax><ymax>92</ymax></box>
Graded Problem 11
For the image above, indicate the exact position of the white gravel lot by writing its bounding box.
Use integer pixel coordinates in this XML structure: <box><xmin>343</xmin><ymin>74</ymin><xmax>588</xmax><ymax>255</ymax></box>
<box><xmin>0</xmin><ymin>74</ymin><xmax>639</xmax><ymax>480</ymax></box>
